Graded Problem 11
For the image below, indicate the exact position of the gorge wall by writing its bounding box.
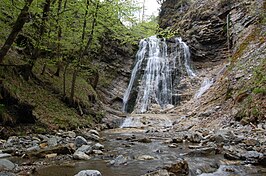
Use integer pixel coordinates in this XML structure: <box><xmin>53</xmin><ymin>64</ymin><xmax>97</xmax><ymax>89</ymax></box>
<box><xmin>158</xmin><ymin>0</ymin><xmax>265</xmax><ymax>125</ymax></box>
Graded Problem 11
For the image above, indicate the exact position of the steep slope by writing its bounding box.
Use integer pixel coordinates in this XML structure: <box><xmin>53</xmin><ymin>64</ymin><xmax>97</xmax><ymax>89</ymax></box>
<box><xmin>159</xmin><ymin>0</ymin><xmax>265</xmax><ymax>125</ymax></box>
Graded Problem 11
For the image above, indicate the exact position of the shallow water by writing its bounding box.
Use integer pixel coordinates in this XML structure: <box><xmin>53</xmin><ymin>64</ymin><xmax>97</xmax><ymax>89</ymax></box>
<box><xmin>34</xmin><ymin>129</ymin><xmax>266</xmax><ymax>176</ymax></box>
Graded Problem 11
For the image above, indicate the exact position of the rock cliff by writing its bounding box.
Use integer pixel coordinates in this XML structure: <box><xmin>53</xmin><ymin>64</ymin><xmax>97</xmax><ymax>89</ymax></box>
<box><xmin>160</xmin><ymin>0</ymin><xmax>265</xmax><ymax>125</ymax></box>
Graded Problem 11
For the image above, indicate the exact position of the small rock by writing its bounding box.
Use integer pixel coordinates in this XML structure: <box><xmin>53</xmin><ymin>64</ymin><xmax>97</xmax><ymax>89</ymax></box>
<box><xmin>92</xmin><ymin>150</ymin><xmax>103</xmax><ymax>155</ymax></box>
<box><xmin>48</xmin><ymin>137</ymin><xmax>58</xmax><ymax>147</ymax></box>
<box><xmin>93</xmin><ymin>143</ymin><xmax>104</xmax><ymax>150</ymax></box>
<box><xmin>138</xmin><ymin>137</ymin><xmax>152</xmax><ymax>143</ymax></box>
<box><xmin>75</xmin><ymin>136</ymin><xmax>88</xmax><ymax>148</ymax></box>
<box><xmin>168</xmin><ymin>144</ymin><xmax>178</xmax><ymax>148</ymax></box>
<box><xmin>137</xmin><ymin>155</ymin><xmax>155</xmax><ymax>160</ymax></box>
<box><xmin>39</xmin><ymin>143</ymin><xmax>48</xmax><ymax>149</ymax></box>
<box><xmin>109</xmin><ymin>155</ymin><xmax>128</xmax><ymax>166</ymax></box>
<box><xmin>141</xmin><ymin>169</ymin><xmax>170</xmax><ymax>176</ymax></box>
<box><xmin>0</xmin><ymin>159</ymin><xmax>16</xmax><ymax>170</ymax></box>
<box><xmin>73</xmin><ymin>151</ymin><xmax>91</xmax><ymax>160</ymax></box>
<box><xmin>77</xmin><ymin>145</ymin><xmax>92</xmax><ymax>154</ymax></box>
<box><xmin>0</xmin><ymin>153</ymin><xmax>11</xmax><ymax>159</ymax></box>
<box><xmin>66</xmin><ymin>131</ymin><xmax>76</xmax><ymax>138</ymax></box>
<box><xmin>189</xmin><ymin>132</ymin><xmax>203</xmax><ymax>143</ymax></box>
<box><xmin>185</xmin><ymin>147</ymin><xmax>216</xmax><ymax>156</ymax></box>
<box><xmin>26</xmin><ymin>145</ymin><xmax>40</xmax><ymax>152</ymax></box>
<box><xmin>45</xmin><ymin>153</ymin><xmax>57</xmax><ymax>158</ymax></box>
<box><xmin>89</xmin><ymin>130</ymin><xmax>100</xmax><ymax>136</ymax></box>
<box><xmin>172</xmin><ymin>138</ymin><xmax>183</xmax><ymax>143</ymax></box>
<box><xmin>243</xmin><ymin>138</ymin><xmax>259</xmax><ymax>146</ymax></box>
<box><xmin>164</xmin><ymin>158</ymin><xmax>189</xmax><ymax>175</ymax></box>
<box><xmin>244</xmin><ymin>151</ymin><xmax>263</xmax><ymax>159</ymax></box>
<box><xmin>74</xmin><ymin>170</ymin><xmax>102</xmax><ymax>176</ymax></box>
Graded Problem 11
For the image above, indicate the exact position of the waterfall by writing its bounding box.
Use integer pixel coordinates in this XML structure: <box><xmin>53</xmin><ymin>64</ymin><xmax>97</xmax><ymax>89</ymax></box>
<box><xmin>176</xmin><ymin>38</ymin><xmax>196</xmax><ymax>78</ymax></box>
<box><xmin>122</xmin><ymin>39</ymin><xmax>148</xmax><ymax>112</ymax></box>
<box><xmin>123</xmin><ymin>36</ymin><xmax>196</xmax><ymax>113</ymax></box>
<box><xmin>194</xmin><ymin>78</ymin><xmax>214</xmax><ymax>99</ymax></box>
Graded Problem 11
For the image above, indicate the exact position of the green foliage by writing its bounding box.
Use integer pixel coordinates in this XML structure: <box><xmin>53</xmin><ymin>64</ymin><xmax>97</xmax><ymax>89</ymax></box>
<box><xmin>158</xmin><ymin>27</ymin><xmax>179</xmax><ymax>39</ymax></box>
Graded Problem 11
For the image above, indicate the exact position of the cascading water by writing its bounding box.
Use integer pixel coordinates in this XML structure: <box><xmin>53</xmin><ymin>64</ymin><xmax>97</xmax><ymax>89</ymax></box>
<box><xmin>123</xmin><ymin>36</ymin><xmax>196</xmax><ymax>113</ymax></box>
<box><xmin>194</xmin><ymin>78</ymin><xmax>214</xmax><ymax>99</ymax></box>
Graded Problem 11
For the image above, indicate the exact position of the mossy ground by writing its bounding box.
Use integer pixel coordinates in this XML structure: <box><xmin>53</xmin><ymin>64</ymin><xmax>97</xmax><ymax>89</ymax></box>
<box><xmin>0</xmin><ymin>53</ymin><xmax>100</xmax><ymax>134</ymax></box>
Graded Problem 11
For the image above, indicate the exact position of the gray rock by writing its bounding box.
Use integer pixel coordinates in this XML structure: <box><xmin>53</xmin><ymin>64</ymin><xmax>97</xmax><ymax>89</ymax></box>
<box><xmin>75</xmin><ymin>136</ymin><xmax>88</xmax><ymax>148</ymax></box>
<box><xmin>77</xmin><ymin>145</ymin><xmax>92</xmax><ymax>154</ymax></box>
<box><xmin>141</xmin><ymin>169</ymin><xmax>170</xmax><ymax>176</ymax></box>
<box><xmin>0</xmin><ymin>172</ymin><xmax>16</xmax><ymax>176</ymax></box>
<box><xmin>93</xmin><ymin>143</ymin><xmax>104</xmax><ymax>150</ymax></box>
<box><xmin>66</xmin><ymin>131</ymin><xmax>76</xmax><ymax>138</ymax></box>
<box><xmin>74</xmin><ymin>170</ymin><xmax>102</xmax><ymax>176</ymax></box>
<box><xmin>0</xmin><ymin>153</ymin><xmax>11</xmax><ymax>159</ymax></box>
<box><xmin>87</xmin><ymin>134</ymin><xmax>100</xmax><ymax>142</ymax></box>
<box><xmin>189</xmin><ymin>132</ymin><xmax>203</xmax><ymax>143</ymax></box>
<box><xmin>185</xmin><ymin>147</ymin><xmax>216</xmax><ymax>156</ymax></box>
<box><xmin>89</xmin><ymin>130</ymin><xmax>100</xmax><ymax>136</ymax></box>
<box><xmin>244</xmin><ymin>151</ymin><xmax>263</xmax><ymax>159</ymax></box>
<box><xmin>26</xmin><ymin>145</ymin><xmax>40</xmax><ymax>152</ymax></box>
<box><xmin>164</xmin><ymin>158</ymin><xmax>189</xmax><ymax>175</ymax></box>
<box><xmin>92</xmin><ymin>150</ymin><xmax>103</xmax><ymax>155</ymax></box>
<box><xmin>48</xmin><ymin>137</ymin><xmax>58</xmax><ymax>147</ymax></box>
<box><xmin>0</xmin><ymin>159</ymin><xmax>15</xmax><ymax>170</ymax></box>
<box><xmin>109</xmin><ymin>155</ymin><xmax>128</xmax><ymax>166</ymax></box>
<box><xmin>137</xmin><ymin>155</ymin><xmax>156</xmax><ymax>160</ymax></box>
<box><xmin>138</xmin><ymin>137</ymin><xmax>152</xmax><ymax>143</ymax></box>
<box><xmin>38</xmin><ymin>134</ymin><xmax>49</xmax><ymax>141</ymax></box>
<box><xmin>73</xmin><ymin>151</ymin><xmax>91</xmax><ymax>160</ymax></box>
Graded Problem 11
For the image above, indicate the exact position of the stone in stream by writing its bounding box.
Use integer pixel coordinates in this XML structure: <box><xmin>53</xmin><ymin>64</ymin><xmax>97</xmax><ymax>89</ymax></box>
<box><xmin>48</xmin><ymin>137</ymin><xmax>58</xmax><ymax>147</ymax></box>
<box><xmin>0</xmin><ymin>159</ymin><xmax>16</xmax><ymax>170</ymax></box>
<box><xmin>92</xmin><ymin>150</ymin><xmax>103</xmax><ymax>155</ymax></box>
<box><xmin>137</xmin><ymin>155</ymin><xmax>156</xmax><ymax>160</ymax></box>
<box><xmin>74</xmin><ymin>170</ymin><xmax>102</xmax><ymax>176</ymax></box>
<box><xmin>164</xmin><ymin>158</ymin><xmax>189</xmax><ymax>175</ymax></box>
<box><xmin>189</xmin><ymin>132</ymin><xmax>203</xmax><ymax>143</ymax></box>
<box><xmin>75</xmin><ymin>136</ymin><xmax>88</xmax><ymax>148</ymax></box>
<box><xmin>26</xmin><ymin>145</ymin><xmax>40</xmax><ymax>152</ymax></box>
<box><xmin>73</xmin><ymin>151</ymin><xmax>91</xmax><ymax>160</ymax></box>
<box><xmin>138</xmin><ymin>137</ymin><xmax>152</xmax><ymax>143</ymax></box>
<box><xmin>109</xmin><ymin>155</ymin><xmax>128</xmax><ymax>166</ymax></box>
<box><xmin>0</xmin><ymin>153</ymin><xmax>11</xmax><ymax>159</ymax></box>
<box><xmin>77</xmin><ymin>145</ymin><xmax>92</xmax><ymax>154</ymax></box>
<box><xmin>141</xmin><ymin>169</ymin><xmax>170</xmax><ymax>176</ymax></box>
<box><xmin>89</xmin><ymin>130</ymin><xmax>100</xmax><ymax>136</ymax></box>
<box><xmin>185</xmin><ymin>147</ymin><xmax>216</xmax><ymax>156</ymax></box>
<box><xmin>0</xmin><ymin>172</ymin><xmax>16</xmax><ymax>176</ymax></box>
<box><xmin>93</xmin><ymin>143</ymin><xmax>104</xmax><ymax>150</ymax></box>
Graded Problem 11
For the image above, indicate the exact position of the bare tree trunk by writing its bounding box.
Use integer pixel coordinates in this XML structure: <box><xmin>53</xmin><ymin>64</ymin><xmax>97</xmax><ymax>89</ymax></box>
<box><xmin>30</xmin><ymin>0</ymin><xmax>51</xmax><ymax>69</ymax></box>
<box><xmin>0</xmin><ymin>0</ymin><xmax>34</xmax><ymax>63</ymax></box>
<box><xmin>70</xmin><ymin>68</ymin><xmax>78</xmax><ymax>104</ymax></box>
<box><xmin>63</xmin><ymin>61</ymin><xmax>70</xmax><ymax>96</ymax></box>
<box><xmin>70</xmin><ymin>0</ymin><xmax>99</xmax><ymax>103</ymax></box>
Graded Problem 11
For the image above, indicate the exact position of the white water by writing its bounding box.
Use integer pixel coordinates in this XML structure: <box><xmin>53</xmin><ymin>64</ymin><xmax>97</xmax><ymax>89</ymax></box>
<box><xmin>194</xmin><ymin>78</ymin><xmax>214</xmax><ymax>99</ymax></box>
<box><xmin>120</xmin><ymin>115</ymin><xmax>173</xmax><ymax>128</ymax></box>
<box><xmin>123</xmin><ymin>36</ymin><xmax>196</xmax><ymax>113</ymax></box>
<box><xmin>176</xmin><ymin>38</ymin><xmax>197</xmax><ymax>78</ymax></box>
<box><xmin>122</xmin><ymin>39</ymin><xmax>148</xmax><ymax>112</ymax></box>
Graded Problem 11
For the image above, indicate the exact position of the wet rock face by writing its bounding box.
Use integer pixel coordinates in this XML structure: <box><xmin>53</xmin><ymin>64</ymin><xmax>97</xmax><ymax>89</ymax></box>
<box><xmin>159</xmin><ymin>0</ymin><xmax>228</xmax><ymax>63</ymax></box>
<box><xmin>159</xmin><ymin>0</ymin><xmax>260</xmax><ymax>64</ymax></box>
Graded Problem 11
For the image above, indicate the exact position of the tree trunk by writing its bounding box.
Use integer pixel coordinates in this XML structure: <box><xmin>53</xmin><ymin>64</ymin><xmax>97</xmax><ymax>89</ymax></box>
<box><xmin>30</xmin><ymin>0</ymin><xmax>51</xmax><ymax>69</ymax></box>
<box><xmin>0</xmin><ymin>0</ymin><xmax>34</xmax><ymax>63</ymax></box>
<box><xmin>63</xmin><ymin>61</ymin><xmax>70</xmax><ymax>96</ymax></box>
<box><xmin>70</xmin><ymin>68</ymin><xmax>78</xmax><ymax>104</ymax></box>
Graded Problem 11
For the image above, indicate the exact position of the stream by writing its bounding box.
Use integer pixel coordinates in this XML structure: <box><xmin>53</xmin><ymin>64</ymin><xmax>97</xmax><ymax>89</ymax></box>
<box><xmin>33</xmin><ymin>124</ymin><xmax>266</xmax><ymax>176</ymax></box>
